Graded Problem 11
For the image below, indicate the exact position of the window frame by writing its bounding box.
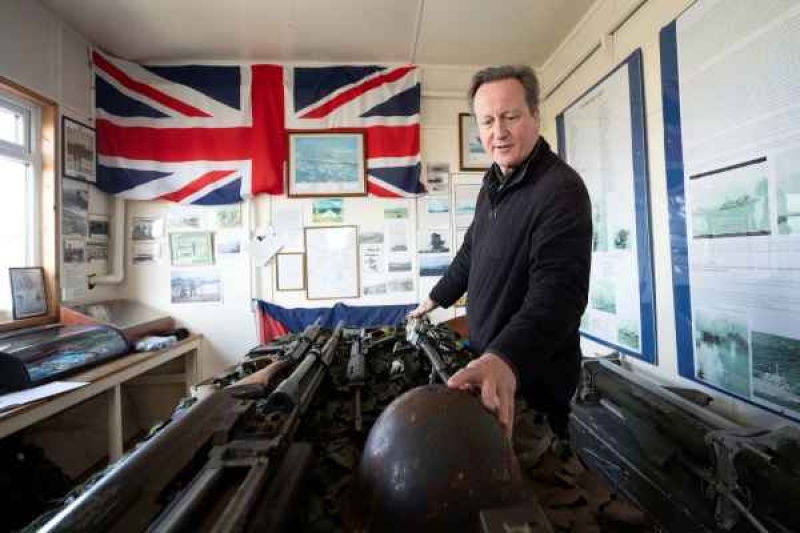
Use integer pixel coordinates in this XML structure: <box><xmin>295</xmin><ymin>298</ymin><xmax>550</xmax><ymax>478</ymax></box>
<box><xmin>0</xmin><ymin>76</ymin><xmax>59</xmax><ymax>332</ymax></box>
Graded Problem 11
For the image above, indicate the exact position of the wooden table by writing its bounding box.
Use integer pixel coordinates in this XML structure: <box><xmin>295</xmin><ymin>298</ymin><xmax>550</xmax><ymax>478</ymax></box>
<box><xmin>0</xmin><ymin>334</ymin><xmax>202</xmax><ymax>462</ymax></box>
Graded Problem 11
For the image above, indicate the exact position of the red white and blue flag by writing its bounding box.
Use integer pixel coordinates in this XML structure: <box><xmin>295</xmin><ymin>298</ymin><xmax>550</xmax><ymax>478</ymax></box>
<box><xmin>92</xmin><ymin>51</ymin><xmax>422</xmax><ymax>204</ymax></box>
<box><xmin>286</xmin><ymin>66</ymin><xmax>422</xmax><ymax>197</ymax></box>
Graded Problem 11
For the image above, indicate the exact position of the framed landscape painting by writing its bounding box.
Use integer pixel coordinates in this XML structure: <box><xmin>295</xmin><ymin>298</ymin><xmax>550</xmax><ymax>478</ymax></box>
<box><xmin>458</xmin><ymin>113</ymin><xmax>492</xmax><ymax>171</ymax></box>
<box><xmin>287</xmin><ymin>131</ymin><xmax>367</xmax><ymax>197</ymax></box>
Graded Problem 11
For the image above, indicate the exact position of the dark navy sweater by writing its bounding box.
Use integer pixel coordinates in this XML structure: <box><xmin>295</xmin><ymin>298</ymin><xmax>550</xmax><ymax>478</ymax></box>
<box><xmin>430</xmin><ymin>138</ymin><xmax>592</xmax><ymax>413</ymax></box>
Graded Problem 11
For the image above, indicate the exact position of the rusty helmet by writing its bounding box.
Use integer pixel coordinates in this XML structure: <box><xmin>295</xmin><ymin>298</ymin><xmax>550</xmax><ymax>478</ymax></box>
<box><xmin>348</xmin><ymin>385</ymin><xmax>524</xmax><ymax>532</ymax></box>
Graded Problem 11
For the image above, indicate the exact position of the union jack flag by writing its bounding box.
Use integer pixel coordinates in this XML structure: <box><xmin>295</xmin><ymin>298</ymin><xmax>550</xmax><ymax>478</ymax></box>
<box><xmin>92</xmin><ymin>51</ymin><xmax>422</xmax><ymax>204</ymax></box>
<box><xmin>286</xmin><ymin>66</ymin><xmax>422</xmax><ymax>197</ymax></box>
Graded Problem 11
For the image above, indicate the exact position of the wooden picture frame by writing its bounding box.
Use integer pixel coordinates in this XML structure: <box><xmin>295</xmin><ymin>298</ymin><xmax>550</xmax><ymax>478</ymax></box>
<box><xmin>9</xmin><ymin>267</ymin><xmax>48</xmax><ymax>319</ymax></box>
<box><xmin>287</xmin><ymin>130</ymin><xmax>367</xmax><ymax>197</ymax></box>
<box><xmin>276</xmin><ymin>253</ymin><xmax>305</xmax><ymax>291</ymax></box>
<box><xmin>458</xmin><ymin>113</ymin><xmax>492</xmax><ymax>171</ymax></box>
<box><xmin>62</xmin><ymin>116</ymin><xmax>96</xmax><ymax>183</ymax></box>
<box><xmin>304</xmin><ymin>225</ymin><xmax>359</xmax><ymax>300</ymax></box>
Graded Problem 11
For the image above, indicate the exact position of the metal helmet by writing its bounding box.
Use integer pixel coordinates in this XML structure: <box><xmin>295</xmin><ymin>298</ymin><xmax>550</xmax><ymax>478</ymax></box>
<box><xmin>348</xmin><ymin>385</ymin><xmax>524</xmax><ymax>532</ymax></box>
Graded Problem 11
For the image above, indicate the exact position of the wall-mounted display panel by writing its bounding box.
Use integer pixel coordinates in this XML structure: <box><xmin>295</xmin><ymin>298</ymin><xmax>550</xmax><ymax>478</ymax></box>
<box><xmin>661</xmin><ymin>0</ymin><xmax>800</xmax><ymax>421</ymax></box>
<box><xmin>557</xmin><ymin>49</ymin><xmax>657</xmax><ymax>364</ymax></box>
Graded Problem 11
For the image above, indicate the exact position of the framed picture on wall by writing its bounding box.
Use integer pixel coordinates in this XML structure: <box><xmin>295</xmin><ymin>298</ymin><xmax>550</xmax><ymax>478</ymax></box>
<box><xmin>304</xmin><ymin>225</ymin><xmax>359</xmax><ymax>300</ymax></box>
<box><xmin>62</xmin><ymin>116</ymin><xmax>96</xmax><ymax>183</ymax></box>
<box><xmin>458</xmin><ymin>113</ymin><xmax>492</xmax><ymax>171</ymax></box>
<box><xmin>287</xmin><ymin>131</ymin><xmax>367</xmax><ymax>197</ymax></box>
<box><xmin>170</xmin><ymin>232</ymin><xmax>214</xmax><ymax>266</ymax></box>
<box><xmin>276</xmin><ymin>253</ymin><xmax>305</xmax><ymax>291</ymax></box>
<box><xmin>9</xmin><ymin>267</ymin><xmax>48</xmax><ymax>319</ymax></box>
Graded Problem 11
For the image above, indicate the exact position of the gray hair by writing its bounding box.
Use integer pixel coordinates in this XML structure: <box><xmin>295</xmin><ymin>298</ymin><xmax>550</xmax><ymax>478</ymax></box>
<box><xmin>468</xmin><ymin>65</ymin><xmax>540</xmax><ymax>112</ymax></box>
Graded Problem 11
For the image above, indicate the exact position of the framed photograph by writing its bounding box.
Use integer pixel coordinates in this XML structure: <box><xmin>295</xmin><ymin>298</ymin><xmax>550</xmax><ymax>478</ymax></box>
<box><xmin>170</xmin><ymin>232</ymin><xmax>214</xmax><ymax>266</ymax></box>
<box><xmin>171</xmin><ymin>269</ymin><xmax>222</xmax><ymax>303</ymax></box>
<box><xmin>89</xmin><ymin>215</ymin><xmax>109</xmax><ymax>241</ymax></box>
<box><xmin>458</xmin><ymin>113</ymin><xmax>492</xmax><ymax>171</ymax></box>
<box><xmin>132</xmin><ymin>216</ymin><xmax>164</xmax><ymax>241</ymax></box>
<box><xmin>304</xmin><ymin>225</ymin><xmax>359</xmax><ymax>300</ymax></box>
<box><xmin>62</xmin><ymin>116</ymin><xmax>96</xmax><ymax>183</ymax></box>
<box><xmin>312</xmin><ymin>198</ymin><xmax>343</xmax><ymax>223</ymax></box>
<box><xmin>9</xmin><ymin>267</ymin><xmax>48</xmax><ymax>319</ymax></box>
<box><xmin>276</xmin><ymin>253</ymin><xmax>305</xmax><ymax>291</ymax></box>
<box><xmin>287</xmin><ymin>130</ymin><xmax>367</xmax><ymax>197</ymax></box>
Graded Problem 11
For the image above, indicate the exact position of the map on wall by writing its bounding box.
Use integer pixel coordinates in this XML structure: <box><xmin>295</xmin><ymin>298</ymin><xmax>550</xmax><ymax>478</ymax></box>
<box><xmin>557</xmin><ymin>49</ymin><xmax>657</xmax><ymax>364</ymax></box>
<box><xmin>661</xmin><ymin>0</ymin><xmax>800</xmax><ymax>421</ymax></box>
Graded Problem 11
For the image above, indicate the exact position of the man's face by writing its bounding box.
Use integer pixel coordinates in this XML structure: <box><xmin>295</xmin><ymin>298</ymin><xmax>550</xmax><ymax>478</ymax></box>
<box><xmin>473</xmin><ymin>78</ymin><xmax>540</xmax><ymax>175</ymax></box>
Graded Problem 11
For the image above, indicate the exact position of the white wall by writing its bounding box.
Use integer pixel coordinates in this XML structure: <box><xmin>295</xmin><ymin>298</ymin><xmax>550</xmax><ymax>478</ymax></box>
<box><xmin>538</xmin><ymin>0</ymin><xmax>790</xmax><ymax>428</ymax></box>
<box><xmin>0</xmin><ymin>0</ymin><xmax>118</xmax><ymax>304</ymax></box>
<box><xmin>119</xmin><ymin>66</ymin><xmax>477</xmax><ymax>379</ymax></box>
<box><xmin>0</xmin><ymin>1</ymin><xmax>479</xmax><ymax>378</ymax></box>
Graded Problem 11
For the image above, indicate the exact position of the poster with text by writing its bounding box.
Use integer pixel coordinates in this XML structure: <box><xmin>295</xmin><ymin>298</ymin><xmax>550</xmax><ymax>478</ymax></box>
<box><xmin>661</xmin><ymin>0</ymin><xmax>800</xmax><ymax>420</ymax></box>
<box><xmin>557</xmin><ymin>49</ymin><xmax>656</xmax><ymax>363</ymax></box>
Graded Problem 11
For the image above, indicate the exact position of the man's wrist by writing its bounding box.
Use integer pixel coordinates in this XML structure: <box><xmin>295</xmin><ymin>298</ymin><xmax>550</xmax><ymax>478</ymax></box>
<box><xmin>484</xmin><ymin>349</ymin><xmax>520</xmax><ymax>387</ymax></box>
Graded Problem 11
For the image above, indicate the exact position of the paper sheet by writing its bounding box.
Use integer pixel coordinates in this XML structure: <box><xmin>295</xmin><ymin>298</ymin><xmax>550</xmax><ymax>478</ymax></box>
<box><xmin>0</xmin><ymin>381</ymin><xmax>88</xmax><ymax>415</ymax></box>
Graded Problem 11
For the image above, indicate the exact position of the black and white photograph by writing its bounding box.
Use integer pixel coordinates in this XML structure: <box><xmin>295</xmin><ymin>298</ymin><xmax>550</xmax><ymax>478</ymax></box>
<box><xmin>388</xmin><ymin>259</ymin><xmax>412</xmax><ymax>272</ymax></box>
<box><xmin>132</xmin><ymin>216</ymin><xmax>163</xmax><ymax>241</ymax></box>
<box><xmin>168</xmin><ymin>206</ymin><xmax>208</xmax><ymax>231</ymax></box>
<box><xmin>62</xmin><ymin>116</ymin><xmax>95</xmax><ymax>182</ymax></box>
<box><xmin>133</xmin><ymin>241</ymin><xmax>160</xmax><ymax>264</ymax></box>
<box><xmin>171</xmin><ymin>269</ymin><xmax>222</xmax><ymax>303</ymax></box>
<box><xmin>359</xmin><ymin>231</ymin><xmax>384</xmax><ymax>244</ymax></box>
<box><xmin>418</xmin><ymin>229</ymin><xmax>450</xmax><ymax>254</ymax></box>
<box><xmin>425</xmin><ymin>162</ymin><xmax>450</xmax><ymax>194</ymax></box>
<box><xmin>215</xmin><ymin>233</ymin><xmax>242</xmax><ymax>256</ymax></box>
<box><xmin>388</xmin><ymin>278</ymin><xmax>414</xmax><ymax>293</ymax></box>
<box><xmin>362</xmin><ymin>282</ymin><xmax>388</xmax><ymax>295</ymax></box>
<box><xmin>214</xmin><ymin>205</ymin><xmax>242</xmax><ymax>229</ymax></box>
<box><xmin>9</xmin><ymin>267</ymin><xmax>47</xmax><ymax>319</ymax></box>
<box><xmin>63</xmin><ymin>239</ymin><xmax>85</xmax><ymax>264</ymax></box>
<box><xmin>62</xmin><ymin>179</ymin><xmax>89</xmax><ymax>237</ymax></box>
<box><xmin>419</xmin><ymin>253</ymin><xmax>450</xmax><ymax>277</ymax></box>
<box><xmin>86</xmin><ymin>240</ymin><xmax>109</xmax><ymax>263</ymax></box>
<box><xmin>88</xmin><ymin>215</ymin><xmax>109</xmax><ymax>241</ymax></box>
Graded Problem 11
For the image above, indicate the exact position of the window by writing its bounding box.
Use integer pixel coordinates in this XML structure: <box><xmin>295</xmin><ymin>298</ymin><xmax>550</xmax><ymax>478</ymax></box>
<box><xmin>0</xmin><ymin>92</ymin><xmax>40</xmax><ymax>318</ymax></box>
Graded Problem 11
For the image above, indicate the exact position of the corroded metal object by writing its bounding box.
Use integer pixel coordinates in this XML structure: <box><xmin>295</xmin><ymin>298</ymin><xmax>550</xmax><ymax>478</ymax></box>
<box><xmin>350</xmin><ymin>385</ymin><xmax>524</xmax><ymax>532</ymax></box>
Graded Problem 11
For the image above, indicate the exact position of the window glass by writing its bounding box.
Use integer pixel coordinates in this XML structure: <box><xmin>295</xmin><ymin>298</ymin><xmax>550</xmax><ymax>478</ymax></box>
<box><xmin>0</xmin><ymin>100</ymin><xmax>26</xmax><ymax>147</ymax></box>
<box><xmin>0</xmin><ymin>93</ymin><xmax>35</xmax><ymax>317</ymax></box>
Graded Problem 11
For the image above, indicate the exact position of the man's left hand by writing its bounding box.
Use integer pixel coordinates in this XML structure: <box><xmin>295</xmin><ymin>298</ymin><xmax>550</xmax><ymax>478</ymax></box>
<box><xmin>447</xmin><ymin>353</ymin><xmax>517</xmax><ymax>438</ymax></box>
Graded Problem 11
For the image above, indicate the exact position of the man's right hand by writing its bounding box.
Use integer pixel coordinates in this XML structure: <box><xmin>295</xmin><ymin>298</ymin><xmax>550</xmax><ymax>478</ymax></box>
<box><xmin>408</xmin><ymin>298</ymin><xmax>437</xmax><ymax>318</ymax></box>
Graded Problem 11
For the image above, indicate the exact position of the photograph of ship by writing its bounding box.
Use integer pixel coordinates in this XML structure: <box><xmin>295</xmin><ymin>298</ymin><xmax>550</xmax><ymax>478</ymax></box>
<box><xmin>363</xmin><ymin>283</ymin><xmax>387</xmax><ymax>295</ymax></box>
<box><xmin>752</xmin><ymin>331</ymin><xmax>800</xmax><ymax>413</ymax></box>
<box><xmin>419</xmin><ymin>254</ymin><xmax>450</xmax><ymax>277</ymax></box>
<box><xmin>690</xmin><ymin>160</ymin><xmax>770</xmax><ymax>239</ymax></box>
<box><xmin>617</xmin><ymin>320</ymin><xmax>640</xmax><ymax>351</ymax></box>
<box><xmin>388</xmin><ymin>278</ymin><xmax>414</xmax><ymax>292</ymax></box>
<box><xmin>388</xmin><ymin>260</ymin><xmax>411</xmax><ymax>272</ymax></box>
<box><xmin>694</xmin><ymin>309</ymin><xmax>751</xmax><ymax>397</ymax></box>
<box><xmin>171</xmin><ymin>270</ymin><xmax>221</xmax><ymax>303</ymax></box>
<box><xmin>359</xmin><ymin>231</ymin><xmax>383</xmax><ymax>244</ymax></box>
<box><xmin>775</xmin><ymin>148</ymin><xmax>800</xmax><ymax>235</ymax></box>
<box><xmin>590</xmin><ymin>280</ymin><xmax>616</xmax><ymax>314</ymax></box>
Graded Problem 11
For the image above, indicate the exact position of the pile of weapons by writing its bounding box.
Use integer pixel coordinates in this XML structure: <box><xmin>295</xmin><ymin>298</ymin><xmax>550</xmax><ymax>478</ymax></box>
<box><xmin>26</xmin><ymin>317</ymin><xmax>666</xmax><ymax>533</ymax></box>
<box><xmin>29</xmin><ymin>318</ymin><xmax>492</xmax><ymax>532</ymax></box>
<box><xmin>573</xmin><ymin>359</ymin><xmax>800</xmax><ymax>533</ymax></box>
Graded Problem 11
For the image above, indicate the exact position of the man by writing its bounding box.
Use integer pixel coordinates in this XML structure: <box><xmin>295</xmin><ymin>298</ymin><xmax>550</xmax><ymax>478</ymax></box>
<box><xmin>411</xmin><ymin>65</ymin><xmax>592</xmax><ymax>439</ymax></box>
